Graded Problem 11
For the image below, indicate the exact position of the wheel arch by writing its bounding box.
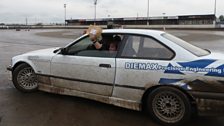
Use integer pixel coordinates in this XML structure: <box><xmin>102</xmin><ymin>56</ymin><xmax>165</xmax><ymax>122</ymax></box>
<box><xmin>12</xmin><ymin>61</ymin><xmax>33</xmax><ymax>72</ymax></box>
<box><xmin>141</xmin><ymin>85</ymin><xmax>197</xmax><ymax>112</ymax></box>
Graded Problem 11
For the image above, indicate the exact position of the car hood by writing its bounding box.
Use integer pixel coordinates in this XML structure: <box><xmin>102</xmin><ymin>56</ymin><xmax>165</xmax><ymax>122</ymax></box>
<box><xmin>11</xmin><ymin>47</ymin><xmax>61</xmax><ymax>75</ymax></box>
<box><xmin>22</xmin><ymin>47</ymin><xmax>60</xmax><ymax>56</ymax></box>
<box><xmin>12</xmin><ymin>47</ymin><xmax>60</xmax><ymax>66</ymax></box>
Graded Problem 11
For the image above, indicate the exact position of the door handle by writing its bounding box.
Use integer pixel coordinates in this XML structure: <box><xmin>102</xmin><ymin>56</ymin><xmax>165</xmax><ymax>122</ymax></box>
<box><xmin>99</xmin><ymin>64</ymin><xmax>111</xmax><ymax>68</ymax></box>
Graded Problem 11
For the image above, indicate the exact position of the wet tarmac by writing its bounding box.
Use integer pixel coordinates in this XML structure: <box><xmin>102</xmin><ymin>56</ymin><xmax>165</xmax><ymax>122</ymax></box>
<box><xmin>0</xmin><ymin>29</ymin><xmax>224</xmax><ymax>126</ymax></box>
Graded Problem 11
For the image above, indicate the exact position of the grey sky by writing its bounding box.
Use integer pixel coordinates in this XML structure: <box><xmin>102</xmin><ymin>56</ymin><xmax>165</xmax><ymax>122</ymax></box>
<box><xmin>0</xmin><ymin>0</ymin><xmax>223</xmax><ymax>24</ymax></box>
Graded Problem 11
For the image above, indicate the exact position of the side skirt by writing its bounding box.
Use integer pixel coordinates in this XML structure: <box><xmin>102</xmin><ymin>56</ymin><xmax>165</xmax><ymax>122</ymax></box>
<box><xmin>38</xmin><ymin>83</ymin><xmax>141</xmax><ymax>111</ymax></box>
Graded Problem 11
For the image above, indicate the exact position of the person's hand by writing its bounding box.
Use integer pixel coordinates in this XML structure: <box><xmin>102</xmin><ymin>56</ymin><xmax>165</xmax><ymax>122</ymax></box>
<box><xmin>89</xmin><ymin>34</ymin><xmax>102</xmax><ymax>49</ymax></box>
<box><xmin>94</xmin><ymin>41</ymin><xmax>102</xmax><ymax>49</ymax></box>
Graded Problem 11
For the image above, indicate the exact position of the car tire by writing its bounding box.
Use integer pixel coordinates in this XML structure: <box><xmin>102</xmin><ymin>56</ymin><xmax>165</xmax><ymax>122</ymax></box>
<box><xmin>146</xmin><ymin>87</ymin><xmax>192</xmax><ymax>126</ymax></box>
<box><xmin>12</xmin><ymin>63</ymin><xmax>38</xmax><ymax>92</ymax></box>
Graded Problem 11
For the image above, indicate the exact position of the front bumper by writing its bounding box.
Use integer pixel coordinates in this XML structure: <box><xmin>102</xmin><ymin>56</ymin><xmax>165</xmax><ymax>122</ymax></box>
<box><xmin>7</xmin><ymin>65</ymin><xmax>12</xmax><ymax>71</ymax></box>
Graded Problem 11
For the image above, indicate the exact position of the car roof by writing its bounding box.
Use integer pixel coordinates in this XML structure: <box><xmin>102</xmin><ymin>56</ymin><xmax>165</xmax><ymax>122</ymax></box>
<box><xmin>102</xmin><ymin>29</ymin><xmax>165</xmax><ymax>36</ymax></box>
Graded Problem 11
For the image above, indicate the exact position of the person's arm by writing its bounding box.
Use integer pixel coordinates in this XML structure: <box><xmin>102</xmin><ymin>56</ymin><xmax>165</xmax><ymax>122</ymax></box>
<box><xmin>93</xmin><ymin>41</ymin><xmax>102</xmax><ymax>49</ymax></box>
<box><xmin>89</xmin><ymin>34</ymin><xmax>103</xmax><ymax>50</ymax></box>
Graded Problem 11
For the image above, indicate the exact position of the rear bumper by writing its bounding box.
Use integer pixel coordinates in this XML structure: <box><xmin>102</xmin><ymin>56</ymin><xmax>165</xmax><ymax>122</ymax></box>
<box><xmin>7</xmin><ymin>65</ymin><xmax>12</xmax><ymax>71</ymax></box>
<box><xmin>189</xmin><ymin>91</ymin><xmax>224</xmax><ymax>116</ymax></box>
<box><xmin>190</xmin><ymin>91</ymin><xmax>224</xmax><ymax>100</ymax></box>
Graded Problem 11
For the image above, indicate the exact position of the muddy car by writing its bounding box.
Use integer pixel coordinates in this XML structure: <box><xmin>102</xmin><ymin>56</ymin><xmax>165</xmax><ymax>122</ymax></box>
<box><xmin>7</xmin><ymin>29</ymin><xmax>224</xmax><ymax>126</ymax></box>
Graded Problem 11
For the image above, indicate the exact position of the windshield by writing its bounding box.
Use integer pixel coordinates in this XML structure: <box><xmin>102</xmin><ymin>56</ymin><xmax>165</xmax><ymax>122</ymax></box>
<box><xmin>162</xmin><ymin>33</ymin><xmax>210</xmax><ymax>57</ymax></box>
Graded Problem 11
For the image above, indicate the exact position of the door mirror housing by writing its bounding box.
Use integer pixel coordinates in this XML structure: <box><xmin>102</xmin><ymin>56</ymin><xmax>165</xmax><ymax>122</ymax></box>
<box><xmin>53</xmin><ymin>48</ymin><xmax>61</xmax><ymax>53</ymax></box>
<box><xmin>60</xmin><ymin>48</ymin><xmax>68</xmax><ymax>55</ymax></box>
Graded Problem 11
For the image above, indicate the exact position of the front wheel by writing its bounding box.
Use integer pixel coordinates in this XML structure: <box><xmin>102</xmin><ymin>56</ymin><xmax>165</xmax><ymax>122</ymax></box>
<box><xmin>12</xmin><ymin>63</ymin><xmax>38</xmax><ymax>92</ymax></box>
<box><xmin>146</xmin><ymin>87</ymin><xmax>192</xmax><ymax>126</ymax></box>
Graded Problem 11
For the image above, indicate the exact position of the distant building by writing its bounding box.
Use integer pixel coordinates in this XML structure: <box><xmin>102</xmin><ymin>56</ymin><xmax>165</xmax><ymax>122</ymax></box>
<box><xmin>0</xmin><ymin>23</ymin><xmax>9</xmax><ymax>29</ymax></box>
<box><xmin>66</xmin><ymin>14</ymin><xmax>215</xmax><ymax>26</ymax></box>
<box><xmin>178</xmin><ymin>15</ymin><xmax>215</xmax><ymax>25</ymax></box>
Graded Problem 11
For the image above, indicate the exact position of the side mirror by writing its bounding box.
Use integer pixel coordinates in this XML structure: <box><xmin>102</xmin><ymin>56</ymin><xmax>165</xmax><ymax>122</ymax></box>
<box><xmin>60</xmin><ymin>48</ymin><xmax>67</xmax><ymax>55</ymax></box>
<box><xmin>53</xmin><ymin>48</ymin><xmax>60</xmax><ymax>53</ymax></box>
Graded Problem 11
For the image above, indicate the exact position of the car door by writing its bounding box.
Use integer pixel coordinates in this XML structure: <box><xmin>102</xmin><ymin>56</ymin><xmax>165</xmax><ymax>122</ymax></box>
<box><xmin>113</xmin><ymin>34</ymin><xmax>175</xmax><ymax>101</ymax></box>
<box><xmin>50</xmin><ymin>35</ymin><xmax>117</xmax><ymax>96</ymax></box>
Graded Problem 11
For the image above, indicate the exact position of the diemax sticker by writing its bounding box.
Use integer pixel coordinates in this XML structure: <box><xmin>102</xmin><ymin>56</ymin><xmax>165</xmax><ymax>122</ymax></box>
<box><xmin>125</xmin><ymin>62</ymin><xmax>222</xmax><ymax>74</ymax></box>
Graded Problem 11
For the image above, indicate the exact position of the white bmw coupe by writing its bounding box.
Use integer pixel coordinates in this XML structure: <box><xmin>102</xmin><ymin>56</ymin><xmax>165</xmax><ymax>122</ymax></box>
<box><xmin>8</xmin><ymin>29</ymin><xmax>224</xmax><ymax>125</ymax></box>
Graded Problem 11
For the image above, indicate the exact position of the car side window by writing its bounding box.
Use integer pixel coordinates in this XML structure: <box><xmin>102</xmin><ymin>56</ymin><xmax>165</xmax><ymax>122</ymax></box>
<box><xmin>121</xmin><ymin>35</ymin><xmax>174</xmax><ymax>60</ymax></box>
<box><xmin>66</xmin><ymin>36</ymin><xmax>117</xmax><ymax>58</ymax></box>
<box><xmin>67</xmin><ymin>36</ymin><xmax>92</xmax><ymax>55</ymax></box>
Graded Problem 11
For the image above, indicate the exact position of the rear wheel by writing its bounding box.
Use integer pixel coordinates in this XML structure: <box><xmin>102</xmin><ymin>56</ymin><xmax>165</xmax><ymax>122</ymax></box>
<box><xmin>12</xmin><ymin>63</ymin><xmax>38</xmax><ymax>92</ymax></box>
<box><xmin>146</xmin><ymin>87</ymin><xmax>192</xmax><ymax>126</ymax></box>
